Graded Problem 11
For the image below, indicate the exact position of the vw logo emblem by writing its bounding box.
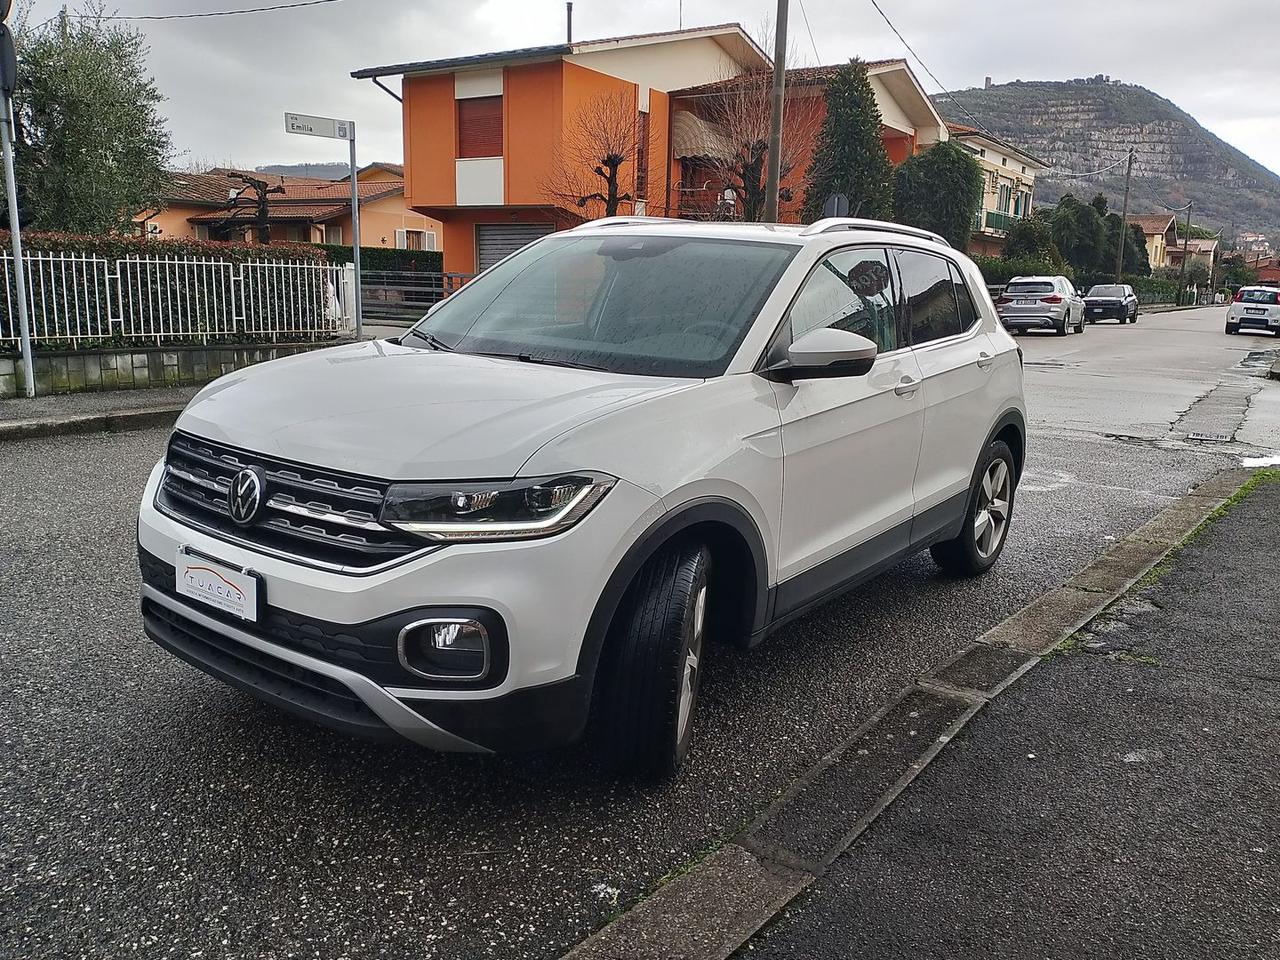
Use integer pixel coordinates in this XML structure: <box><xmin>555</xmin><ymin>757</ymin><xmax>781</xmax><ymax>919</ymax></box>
<box><xmin>227</xmin><ymin>467</ymin><xmax>265</xmax><ymax>526</ymax></box>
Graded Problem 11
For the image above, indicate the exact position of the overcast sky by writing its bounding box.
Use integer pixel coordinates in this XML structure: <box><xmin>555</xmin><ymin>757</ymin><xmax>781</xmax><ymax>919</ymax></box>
<box><xmin>20</xmin><ymin>0</ymin><xmax>1280</xmax><ymax>176</ymax></box>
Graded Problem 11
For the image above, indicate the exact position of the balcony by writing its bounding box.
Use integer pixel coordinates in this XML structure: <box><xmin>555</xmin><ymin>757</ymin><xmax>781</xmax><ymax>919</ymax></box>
<box><xmin>984</xmin><ymin>210</ymin><xmax>1021</xmax><ymax>234</ymax></box>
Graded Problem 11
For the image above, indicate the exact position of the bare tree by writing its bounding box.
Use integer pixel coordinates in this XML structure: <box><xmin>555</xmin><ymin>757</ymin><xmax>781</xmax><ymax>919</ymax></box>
<box><xmin>545</xmin><ymin>89</ymin><xmax>639</xmax><ymax>219</ymax></box>
<box><xmin>694</xmin><ymin>70</ymin><xmax>824</xmax><ymax>223</ymax></box>
<box><xmin>213</xmin><ymin>172</ymin><xmax>286</xmax><ymax>243</ymax></box>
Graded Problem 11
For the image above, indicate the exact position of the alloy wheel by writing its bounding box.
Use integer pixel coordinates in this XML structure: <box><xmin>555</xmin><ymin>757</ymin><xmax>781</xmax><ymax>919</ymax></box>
<box><xmin>677</xmin><ymin>583</ymin><xmax>707</xmax><ymax>744</ymax></box>
<box><xmin>974</xmin><ymin>459</ymin><xmax>1012</xmax><ymax>559</ymax></box>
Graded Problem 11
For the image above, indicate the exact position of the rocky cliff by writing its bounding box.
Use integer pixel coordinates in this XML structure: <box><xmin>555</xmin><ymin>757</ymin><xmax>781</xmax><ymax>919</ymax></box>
<box><xmin>933</xmin><ymin>78</ymin><xmax>1280</xmax><ymax>236</ymax></box>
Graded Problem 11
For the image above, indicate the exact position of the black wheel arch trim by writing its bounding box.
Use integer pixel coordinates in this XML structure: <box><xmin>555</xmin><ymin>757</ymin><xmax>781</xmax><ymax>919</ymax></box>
<box><xmin>986</xmin><ymin>408</ymin><xmax>1027</xmax><ymax>478</ymax></box>
<box><xmin>575</xmin><ymin>497</ymin><xmax>770</xmax><ymax>682</ymax></box>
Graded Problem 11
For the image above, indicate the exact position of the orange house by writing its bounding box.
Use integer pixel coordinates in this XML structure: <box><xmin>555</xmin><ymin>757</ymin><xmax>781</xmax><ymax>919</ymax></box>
<box><xmin>352</xmin><ymin>25</ymin><xmax>948</xmax><ymax>275</ymax></box>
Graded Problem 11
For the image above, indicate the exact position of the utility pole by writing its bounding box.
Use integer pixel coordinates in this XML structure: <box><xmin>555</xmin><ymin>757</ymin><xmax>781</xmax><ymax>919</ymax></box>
<box><xmin>1113</xmin><ymin>146</ymin><xmax>1134</xmax><ymax>283</ymax></box>
<box><xmin>763</xmin><ymin>0</ymin><xmax>789</xmax><ymax>223</ymax></box>
<box><xmin>1176</xmin><ymin>201</ymin><xmax>1193</xmax><ymax>305</ymax></box>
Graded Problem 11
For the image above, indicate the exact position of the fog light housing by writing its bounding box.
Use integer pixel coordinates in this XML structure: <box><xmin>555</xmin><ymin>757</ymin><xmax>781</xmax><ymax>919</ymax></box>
<box><xmin>398</xmin><ymin>618</ymin><xmax>490</xmax><ymax>681</ymax></box>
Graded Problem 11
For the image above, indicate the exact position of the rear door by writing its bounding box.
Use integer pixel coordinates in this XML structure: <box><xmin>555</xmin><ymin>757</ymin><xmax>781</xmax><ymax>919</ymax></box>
<box><xmin>895</xmin><ymin>248</ymin><xmax>996</xmax><ymax>537</ymax></box>
<box><xmin>770</xmin><ymin>245</ymin><xmax>925</xmax><ymax>599</ymax></box>
<box><xmin>475</xmin><ymin>223</ymin><xmax>555</xmax><ymax>272</ymax></box>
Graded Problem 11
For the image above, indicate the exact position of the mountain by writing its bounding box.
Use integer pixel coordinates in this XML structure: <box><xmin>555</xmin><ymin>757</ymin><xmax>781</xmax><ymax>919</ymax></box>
<box><xmin>932</xmin><ymin>77</ymin><xmax>1280</xmax><ymax>238</ymax></box>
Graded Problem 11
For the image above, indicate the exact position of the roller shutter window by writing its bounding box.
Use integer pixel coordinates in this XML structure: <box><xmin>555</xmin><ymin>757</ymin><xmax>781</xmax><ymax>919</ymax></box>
<box><xmin>475</xmin><ymin>223</ymin><xmax>554</xmax><ymax>271</ymax></box>
<box><xmin>458</xmin><ymin>96</ymin><xmax>503</xmax><ymax>159</ymax></box>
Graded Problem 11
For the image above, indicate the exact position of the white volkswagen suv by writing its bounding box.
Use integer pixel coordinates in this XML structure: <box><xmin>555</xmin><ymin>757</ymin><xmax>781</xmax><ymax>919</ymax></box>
<box><xmin>137</xmin><ymin>217</ymin><xmax>1026</xmax><ymax>779</ymax></box>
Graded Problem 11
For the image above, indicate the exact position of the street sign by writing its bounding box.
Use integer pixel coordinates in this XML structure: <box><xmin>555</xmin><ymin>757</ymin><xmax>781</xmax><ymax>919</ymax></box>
<box><xmin>284</xmin><ymin>112</ymin><xmax>354</xmax><ymax>141</ymax></box>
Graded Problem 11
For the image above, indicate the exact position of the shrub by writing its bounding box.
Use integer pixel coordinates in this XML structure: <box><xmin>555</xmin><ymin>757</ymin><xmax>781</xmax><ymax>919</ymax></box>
<box><xmin>314</xmin><ymin>244</ymin><xmax>444</xmax><ymax>273</ymax></box>
<box><xmin>0</xmin><ymin>230</ymin><xmax>328</xmax><ymax>263</ymax></box>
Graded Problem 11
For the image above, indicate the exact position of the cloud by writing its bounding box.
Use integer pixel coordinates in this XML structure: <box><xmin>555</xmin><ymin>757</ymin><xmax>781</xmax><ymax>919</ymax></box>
<box><xmin>21</xmin><ymin>0</ymin><xmax>1279</xmax><ymax>175</ymax></box>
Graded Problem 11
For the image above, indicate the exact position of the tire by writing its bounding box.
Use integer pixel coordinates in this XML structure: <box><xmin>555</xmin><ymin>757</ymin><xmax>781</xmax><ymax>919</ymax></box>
<box><xmin>1056</xmin><ymin>313</ymin><xmax>1069</xmax><ymax>336</ymax></box>
<box><xmin>598</xmin><ymin>540</ymin><xmax>711</xmax><ymax>780</ymax></box>
<box><xmin>931</xmin><ymin>440</ymin><xmax>1016</xmax><ymax>577</ymax></box>
<box><xmin>1226</xmin><ymin>323</ymin><xmax>1239</xmax><ymax>335</ymax></box>
<box><xmin>1075</xmin><ymin>312</ymin><xmax>1085</xmax><ymax>334</ymax></box>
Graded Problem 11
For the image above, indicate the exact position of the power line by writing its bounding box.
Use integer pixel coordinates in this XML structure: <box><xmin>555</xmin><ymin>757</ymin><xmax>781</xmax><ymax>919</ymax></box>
<box><xmin>76</xmin><ymin>0</ymin><xmax>342</xmax><ymax>21</ymax></box>
<box><xmin>794</xmin><ymin>0</ymin><xmax>821</xmax><ymax>64</ymax></box>
<box><xmin>1051</xmin><ymin>153</ymin><xmax>1133</xmax><ymax>179</ymax></box>
<box><xmin>864</xmin><ymin>0</ymin><xmax>992</xmax><ymax>135</ymax></box>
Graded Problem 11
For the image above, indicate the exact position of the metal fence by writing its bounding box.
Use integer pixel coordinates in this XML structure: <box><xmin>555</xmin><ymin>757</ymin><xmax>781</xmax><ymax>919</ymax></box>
<box><xmin>0</xmin><ymin>251</ymin><xmax>357</xmax><ymax>348</ymax></box>
<box><xmin>361</xmin><ymin>270</ymin><xmax>472</xmax><ymax>323</ymax></box>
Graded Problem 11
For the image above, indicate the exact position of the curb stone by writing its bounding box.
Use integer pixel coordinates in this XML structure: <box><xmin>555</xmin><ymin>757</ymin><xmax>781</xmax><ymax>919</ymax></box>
<box><xmin>559</xmin><ymin>465</ymin><xmax>1258</xmax><ymax>960</ymax></box>
<box><xmin>0</xmin><ymin>405</ymin><xmax>184</xmax><ymax>442</ymax></box>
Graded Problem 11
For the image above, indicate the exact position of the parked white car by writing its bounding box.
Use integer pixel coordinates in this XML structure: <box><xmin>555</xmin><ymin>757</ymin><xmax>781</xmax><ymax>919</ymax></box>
<box><xmin>996</xmin><ymin>275</ymin><xmax>1086</xmax><ymax>335</ymax></box>
<box><xmin>1226</xmin><ymin>285</ymin><xmax>1280</xmax><ymax>336</ymax></box>
<box><xmin>136</xmin><ymin>217</ymin><xmax>1027</xmax><ymax>779</ymax></box>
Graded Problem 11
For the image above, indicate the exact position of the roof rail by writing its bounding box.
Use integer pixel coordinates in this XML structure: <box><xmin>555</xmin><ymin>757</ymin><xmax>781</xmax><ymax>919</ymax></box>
<box><xmin>798</xmin><ymin>217</ymin><xmax>950</xmax><ymax>247</ymax></box>
<box><xmin>568</xmin><ymin>215</ymin><xmax>690</xmax><ymax>230</ymax></box>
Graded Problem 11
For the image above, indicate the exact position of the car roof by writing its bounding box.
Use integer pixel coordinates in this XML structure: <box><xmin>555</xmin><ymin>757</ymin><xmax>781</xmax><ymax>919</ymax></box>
<box><xmin>562</xmin><ymin>216</ymin><xmax>953</xmax><ymax>252</ymax></box>
<box><xmin>1008</xmin><ymin>275</ymin><xmax>1063</xmax><ymax>283</ymax></box>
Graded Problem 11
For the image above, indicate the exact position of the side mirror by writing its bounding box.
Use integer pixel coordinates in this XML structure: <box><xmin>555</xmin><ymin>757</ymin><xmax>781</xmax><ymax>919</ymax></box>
<box><xmin>765</xmin><ymin>328</ymin><xmax>878</xmax><ymax>383</ymax></box>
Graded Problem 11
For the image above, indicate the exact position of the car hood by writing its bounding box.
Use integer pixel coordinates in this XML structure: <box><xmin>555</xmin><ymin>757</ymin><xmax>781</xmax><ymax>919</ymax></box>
<box><xmin>175</xmin><ymin>340</ymin><xmax>695</xmax><ymax>479</ymax></box>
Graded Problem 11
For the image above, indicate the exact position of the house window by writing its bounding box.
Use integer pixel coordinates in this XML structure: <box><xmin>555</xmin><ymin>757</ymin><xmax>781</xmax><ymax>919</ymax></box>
<box><xmin>635</xmin><ymin>110</ymin><xmax>651</xmax><ymax>200</ymax></box>
<box><xmin>457</xmin><ymin>96</ymin><xmax>503</xmax><ymax>158</ymax></box>
<box><xmin>396</xmin><ymin>228</ymin><xmax>437</xmax><ymax>251</ymax></box>
<box><xmin>979</xmin><ymin>148</ymin><xmax>986</xmax><ymax>158</ymax></box>
<box><xmin>998</xmin><ymin>183</ymin><xmax>1013</xmax><ymax>213</ymax></box>
<box><xmin>1001</xmin><ymin>156</ymin><xmax>1008</xmax><ymax>167</ymax></box>
<box><xmin>1021</xmin><ymin>164</ymin><xmax>1027</xmax><ymax>174</ymax></box>
<box><xmin>324</xmin><ymin>223</ymin><xmax>343</xmax><ymax>244</ymax></box>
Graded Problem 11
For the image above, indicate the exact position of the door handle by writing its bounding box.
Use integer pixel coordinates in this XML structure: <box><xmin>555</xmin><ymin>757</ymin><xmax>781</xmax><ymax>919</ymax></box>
<box><xmin>976</xmin><ymin>352</ymin><xmax>994</xmax><ymax>370</ymax></box>
<box><xmin>894</xmin><ymin>376</ymin><xmax>920</xmax><ymax>396</ymax></box>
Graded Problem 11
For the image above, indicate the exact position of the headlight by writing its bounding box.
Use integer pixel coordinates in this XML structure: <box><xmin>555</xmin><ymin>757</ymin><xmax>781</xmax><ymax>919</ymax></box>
<box><xmin>381</xmin><ymin>473</ymin><xmax>615</xmax><ymax>542</ymax></box>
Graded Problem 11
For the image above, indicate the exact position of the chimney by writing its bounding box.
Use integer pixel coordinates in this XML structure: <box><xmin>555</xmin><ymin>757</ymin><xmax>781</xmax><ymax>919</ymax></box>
<box><xmin>984</xmin><ymin>76</ymin><xmax>992</xmax><ymax>89</ymax></box>
<box><xmin>566</xmin><ymin>1</ymin><xmax>573</xmax><ymax>43</ymax></box>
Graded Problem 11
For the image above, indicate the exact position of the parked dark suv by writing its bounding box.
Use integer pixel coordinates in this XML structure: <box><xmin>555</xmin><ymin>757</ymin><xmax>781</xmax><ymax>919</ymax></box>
<box><xmin>1084</xmin><ymin>284</ymin><xmax>1139</xmax><ymax>324</ymax></box>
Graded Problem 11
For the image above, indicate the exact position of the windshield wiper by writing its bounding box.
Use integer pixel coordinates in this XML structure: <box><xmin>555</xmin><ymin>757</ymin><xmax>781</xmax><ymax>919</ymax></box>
<box><xmin>478</xmin><ymin>352</ymin><xmax>611</xmax><ymax>373</ymax></box>
<box><xmin>401</xmin><ymin>328</ymin><xmax>454</xmax><ymax>351</ymax></box>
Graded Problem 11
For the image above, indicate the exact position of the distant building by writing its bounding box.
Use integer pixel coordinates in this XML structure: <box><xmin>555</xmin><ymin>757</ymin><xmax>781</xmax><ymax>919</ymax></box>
<box><xmin>1131</xmin><ymin>213</ymin><xmax>1178</xmax><ymax>269</ymax></box>
<box><xmin>1166</xmin><ymin>236</ymin><xmax>1219</xmax><ymax>273</ymax></box>
<box><xmin>946</xmin><ymin>123</ymin><xmax>1048</xmax><ymax>257</ymax></box>
<box><xmin>135</xmin><ymin>168</ymin><xmax>442</xmax><ymax>251</ymax></box>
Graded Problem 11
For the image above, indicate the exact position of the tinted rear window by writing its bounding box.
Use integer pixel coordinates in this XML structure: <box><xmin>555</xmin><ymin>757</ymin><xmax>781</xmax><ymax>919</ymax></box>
<box><xmin>1239</xmin><ymin>289</ymin><xmax>1280</xmax><ymax>304</ymax></box>
<box><xmin>1006</xmin><ymin>281</ymin><xmax>1055</xmax><ymax>295</ymax></box>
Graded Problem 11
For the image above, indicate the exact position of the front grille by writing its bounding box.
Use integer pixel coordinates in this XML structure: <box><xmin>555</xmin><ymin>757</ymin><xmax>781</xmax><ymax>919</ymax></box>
<box><xmin>159</xmin><ymin>431</ymin><xmax>424</xmax><ymax>571</ymax></box>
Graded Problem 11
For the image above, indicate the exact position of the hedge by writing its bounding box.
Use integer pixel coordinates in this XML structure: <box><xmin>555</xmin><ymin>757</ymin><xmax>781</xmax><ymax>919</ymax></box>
<box><xmin>0</xmin><ymin>231</ymin><xmax>328</xmax><ymax>263</ymax></box>
<box><xmin>314</xmin><ymin>243</ymin><xmax>444</xmax><ymax>273</ymax></box>
<box><xmin>970</xmin><ymin>255</ymin><xmax>1073</xmax><ymax>286</ymax></box>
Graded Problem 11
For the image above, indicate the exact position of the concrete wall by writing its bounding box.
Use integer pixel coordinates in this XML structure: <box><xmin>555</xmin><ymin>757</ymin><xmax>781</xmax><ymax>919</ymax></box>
<box><xmin>0</xmin><ymin>341</ymin><xmax>341</xmax><ymax>400</ymax></box>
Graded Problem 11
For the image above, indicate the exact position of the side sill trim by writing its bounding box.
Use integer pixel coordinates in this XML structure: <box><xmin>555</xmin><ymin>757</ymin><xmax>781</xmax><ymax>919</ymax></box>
<box><xmin>140</xmin><ymin>584</ymin><xmax>490</xmax><ymax>754</ymax></box>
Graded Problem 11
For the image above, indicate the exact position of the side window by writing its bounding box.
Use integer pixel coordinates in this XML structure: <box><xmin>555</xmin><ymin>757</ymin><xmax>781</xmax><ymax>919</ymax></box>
<box><xmin>949</xmin><ymin>262</ymin><xmax>979</xmax><ymax>330</ymax></box>
<box><xmin>788</xmin><ymin>247</ymin><xmax>898</xmax><ymax>352</ymax></box>
<box><xmin>897</xmin><ymin>249</ymin><xmax>962</xmax><ymax>344</ymax></box>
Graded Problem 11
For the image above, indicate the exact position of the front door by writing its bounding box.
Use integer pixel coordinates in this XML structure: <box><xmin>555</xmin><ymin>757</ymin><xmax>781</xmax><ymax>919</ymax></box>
<box><xmin>770</xmin><ymin>246</ymin><xmax>925</xmax><ymax>613</ymax></box>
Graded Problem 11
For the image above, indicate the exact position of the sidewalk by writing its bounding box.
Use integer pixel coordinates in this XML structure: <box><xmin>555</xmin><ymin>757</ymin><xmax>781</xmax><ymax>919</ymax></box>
<box><xmin>741</xmin><ymin>474</ymin><xmax>1280</xmax><ymax>959</ymax></box>
<box><xmin>0</xmin><ymin>386</ymin><xmax>198</xmax><ymax>439</ymax></box>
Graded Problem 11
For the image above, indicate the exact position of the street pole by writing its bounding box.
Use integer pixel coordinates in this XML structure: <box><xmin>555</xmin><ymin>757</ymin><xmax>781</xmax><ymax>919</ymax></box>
<box><xmin>347</xmin><ymin>126</ymin><xmax>363</xmax><ymax>339</ymax></box>
<box><xmin>2</xmin><ymin>95</ymin><xmax>33</xmax><ymax>397</ymax></box>
<box><xmin>1177</xmin><ymin>201</ymin><xmax>1193</xmax><ymax>306</ymax></box>
<box><xmin>1113</xmin><ymin>146</ymin><xmax>1134</xmax><ymax>283</ymax></box>
<box><xmin>762</xmin><ymin>0</ymin><xmax>789</xmax><ymax>223</ymax></box>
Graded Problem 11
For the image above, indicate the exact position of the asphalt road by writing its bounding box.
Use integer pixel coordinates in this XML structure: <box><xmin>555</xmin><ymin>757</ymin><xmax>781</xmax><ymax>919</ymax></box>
<box><xmin>2</xmin><ymin>306</ymin><xmax>1276</xmax><ymax>959</ymax></box>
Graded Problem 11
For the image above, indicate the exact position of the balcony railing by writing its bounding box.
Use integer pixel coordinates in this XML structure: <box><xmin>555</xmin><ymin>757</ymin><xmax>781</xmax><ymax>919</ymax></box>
<box><xmin>985</xmin><ymin>210</ymin><xmax>1021</xmax><ymax>233</ymax></box>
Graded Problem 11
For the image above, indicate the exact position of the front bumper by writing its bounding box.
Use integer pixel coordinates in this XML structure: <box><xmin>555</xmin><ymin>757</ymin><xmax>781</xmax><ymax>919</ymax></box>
<box><xmin>1085</xmin><ymin>304</ymin><xmax>1127</xmax><ymax>320</ymax></box>
<box><xmin>137</xmin><ymin>460</ymin><xmax>665</xmax><ymax>752</ymax></box>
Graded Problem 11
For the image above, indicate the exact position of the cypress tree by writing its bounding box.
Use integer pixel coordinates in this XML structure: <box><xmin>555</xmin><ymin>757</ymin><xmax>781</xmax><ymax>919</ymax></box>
<box><xmin>801</xmin><ymin>59</ymin><xmax>894</xmax><ymax>223</ymax></box>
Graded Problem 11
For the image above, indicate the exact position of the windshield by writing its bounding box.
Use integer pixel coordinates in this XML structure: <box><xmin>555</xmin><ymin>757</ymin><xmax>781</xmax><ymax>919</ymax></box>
<box><xmin>1088</xmin><ymin>285</ymin><xmax>1126</xmax><ymax>297</ymax></box>
<box><xmin>1006</xmin><ymin>281</ymin><xmax>1056</xmax><ymax>295</ymax></box>
<box><xmin>1239</xmin><ymin>288</ymin><xmax>1280</xmax><ymax>304</ymax></box>
<box><xmin>408</xmin><ymin>234</ymin><xmax>798</xmax><ymax>378</ymax></box>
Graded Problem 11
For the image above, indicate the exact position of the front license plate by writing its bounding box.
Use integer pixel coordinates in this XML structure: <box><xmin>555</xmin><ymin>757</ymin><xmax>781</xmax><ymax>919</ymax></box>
<box><xmin>1090</xmin><ymin>307</ymin><xmax>1103</xmax><ymax>313</ymax></box>
<box><xmin>175</xmin><ymin>549</ymin><xmax>259</xmax><ymax>621</ymax></box>
<box><xmin>1245</xmin><ymin>307</ymin><xmax>1266</xmax><ymax>315</ymax></box>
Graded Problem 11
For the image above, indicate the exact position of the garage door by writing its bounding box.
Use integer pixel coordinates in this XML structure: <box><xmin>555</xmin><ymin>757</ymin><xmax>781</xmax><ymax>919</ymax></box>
<box><xmin>475</xmin><ymin>223</ymin><xmax>555</xmax><ymax>271</ymax></box>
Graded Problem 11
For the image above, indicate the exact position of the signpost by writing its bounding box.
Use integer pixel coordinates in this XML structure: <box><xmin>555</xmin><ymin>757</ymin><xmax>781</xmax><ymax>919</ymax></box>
<box><xmin>285</xmin><ymin>111</ymin><xmax>362</xmax><ymax>337</ymax></box>
<box><xmin>0</xmin><ymin>0</ymin><xmax>34</xmax><ymax>397</ymax></box>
